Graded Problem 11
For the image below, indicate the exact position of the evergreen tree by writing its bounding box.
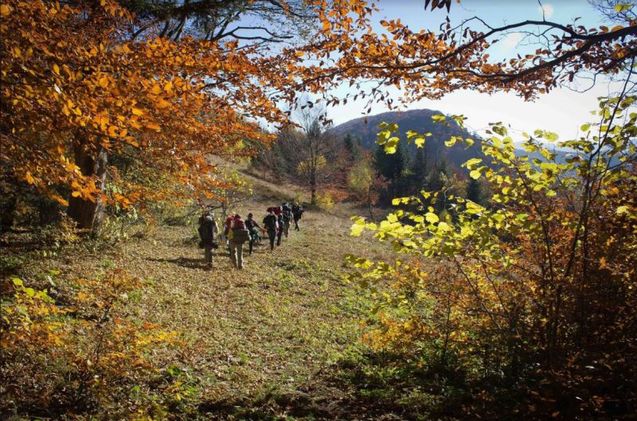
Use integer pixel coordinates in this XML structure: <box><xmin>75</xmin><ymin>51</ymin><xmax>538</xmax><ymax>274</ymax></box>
<box><xmin>344</xmin><ymin>133</ymin><xmax>363</xmax><ymax>163</ymax></box>
<box><xmin>412</xmin><ymin>147</ymin><xmax>428</xmax><ymax>190</ymax></box>
<box><xmin>374</xmin><ymin>142</ymin><xmax>405</xmax><ymax>181</ymax></box>
<box><xmin>466</xmin><ymin>178</ymin><xmax>483</xmax><ymax>205</ymax></box>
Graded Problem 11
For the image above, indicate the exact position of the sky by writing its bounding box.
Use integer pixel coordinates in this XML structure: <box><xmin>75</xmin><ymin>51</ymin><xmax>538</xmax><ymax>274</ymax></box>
<box><xmin>324</xmin><ymin>0</ymin><xmax>621</xmax><ymax>140</ymax></box>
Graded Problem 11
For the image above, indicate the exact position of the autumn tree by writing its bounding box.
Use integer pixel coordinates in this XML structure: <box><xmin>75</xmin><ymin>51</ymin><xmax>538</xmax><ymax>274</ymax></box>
<box><xmin>347</xmin><ymin>152</ymin><xmax>384</xmax><ymax>220</ymax></box>
<box><xmin>0</xmin><ymin>0</ymin><xmax>320</xmax><ymax>231</ymax></box>
<box><xmin>349</xmin><ymin>89</ymin><xmax>637</xmax><ymax>417</ymax></box>
<box><xmin>288</xmin><ymin>107</ymin><xmax>338</xmax><ymax>205</ymax></box>
<box><xmin>285</xmin><ymin>0</ymin><xmax>637</xmax><ymax>109</ymax></box>
<box><xmin>122</xmin><ymin>0</ymin><xmax>317</xmax><ymax>43</ymax></box>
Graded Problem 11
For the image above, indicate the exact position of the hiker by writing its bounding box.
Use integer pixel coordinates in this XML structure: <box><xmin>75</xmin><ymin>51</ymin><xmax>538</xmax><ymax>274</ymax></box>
<box><xmin>198</xmin><ymin>210</ymin><xmax>218</xmax><ymax>268</ymax></box>
<box><xmin>262</xmin><ymin>210</ymin><xmax>278</xmax><ymax>251</ymax></box>
<box><xmin>223</xmin><ymin>213</ymin><xmax>234</xmax><ymax>249</ymax></box>
<box><xmin>229</xmin><ymin>214</ymin><xmax>250</xmax><ymax>269</ymax></box>
<box><xmin>276</xmin><ymin>212</ymin><xmax>284</xmax><ymax>246</ymax></box>
<box><xmin>245</xmin><ymin>213</ymin><xmax>263</xmax><ymax>255</ymax></box>
<box><xmin>281</xmin><ymin>202</ymin><xmax>292</xmax><ymax>238</ymax></box>
<box><xmin>292</xmin><ymin>203</ymin><xmax>304</xmax><ymax>231</ymax></box>
<box><xmin>267</xmin><ymin>205</ymin><xmax>282</xmax><ymax>216</ymax></box>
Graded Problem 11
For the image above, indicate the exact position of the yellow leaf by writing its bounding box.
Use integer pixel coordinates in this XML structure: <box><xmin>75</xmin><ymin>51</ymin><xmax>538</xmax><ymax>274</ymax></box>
<box><xmin>425</xmin><ymin>212</ymin><xmax>439</xmax><ymax>224</ymax></box>
<box><xmin>131</xmin><ymin>107</ymin><xmax>144</xmax><ymax>116</ymax></box>
<box><xmin>98</xmin><ymin>76</ymin><xmax>109</xmax><ymax>88</ymax></box>
<box><xmin>25</xmin><ymin>171</ymin><xmax>35</xmax><ymax>185</ymax></box>
<box><xmin>164</xmin><ymin>81</ymin><xmax>173</xmax><ymax>93</ymax></box>
<box><xmin>71</xmin><ymin>191</ymin><xmax>81</xmax><ymax>198</ymax></box>
<box><xmin>53</xmin><ymin>64</ymin><xmax>60</xmax><ymax>75</ymax></box>
<box><xmin>0</xmin><ymin>4</ymin><xmax>12</xmax><ymax>17</ymax></box>
<box><xmin>150</xmin><ymin>84</ymin><xmax>162</xmax><ymax>95</ymax></box>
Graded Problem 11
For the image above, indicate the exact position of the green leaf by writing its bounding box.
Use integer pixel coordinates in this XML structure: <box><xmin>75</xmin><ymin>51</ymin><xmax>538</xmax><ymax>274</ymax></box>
<box><xmin>11</xmin><ymin>277</ymin><xmax>24</xmax><ymax>287</ymax></box>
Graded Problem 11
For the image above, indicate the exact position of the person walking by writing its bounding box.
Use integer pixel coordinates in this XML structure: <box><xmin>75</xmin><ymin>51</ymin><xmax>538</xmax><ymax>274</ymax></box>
<box><xmin>276</xmin><ymin>212</ymin><xmax>284</xmax><ymax>246</ymax></box>
<box><xmin>198</xmin><ymin>210</ymin><xmax>218</xmax><ymax>269</ymax></box>
<box><xmin>229</xmin><ymin>214</ymin><xmax>249</xmax><ymax>269</ymax></box>
<box><xmin>262</xmin><ymin>210</ymin><xmax>278</xmax><ymax>251</ymax></box>
<box><xmin>223</xmin><ymin>213</ymin><xmax>234</xmax><ymax>251</ymax></box>
<box><xmin>292</xmin><ymin>203</ymin><xmax>304</xmax><ymax>231</ymax></box>
<box><xmin>281</xmin><ymin>202</ymin><xmax>292</xmax><ymax>238</ymax></box>
<box><xmin>245</xmin><ymin>213</ymin><xmax>263</xmax><ymax>255</ymax></box>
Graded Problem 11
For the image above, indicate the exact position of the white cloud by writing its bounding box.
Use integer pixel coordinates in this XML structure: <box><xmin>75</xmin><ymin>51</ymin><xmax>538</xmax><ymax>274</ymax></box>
<box><xmin>539</xmin><ymin>3</ymin><xmax>554</xmax><ymax>19</ymax></box>
<box><xmin>502</xmin><ymin>32</ymin><xmax>522</xmax><ymax>49</ymax></box>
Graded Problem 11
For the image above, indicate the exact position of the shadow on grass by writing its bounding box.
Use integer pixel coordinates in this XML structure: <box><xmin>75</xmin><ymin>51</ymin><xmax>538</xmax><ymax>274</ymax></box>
<box><xmin>194</xmin><ymin>352</ymin><xmax>454</xmax><ymax>420</ymax></box>
<box><xmin>147</xmin><ymin>256</ymin><xmax>216</xmax><ymax>270</ymax></box>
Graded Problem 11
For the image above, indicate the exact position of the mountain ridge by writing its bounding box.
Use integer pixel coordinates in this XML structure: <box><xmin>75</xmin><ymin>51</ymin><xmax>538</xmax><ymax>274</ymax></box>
<box><xmin>329</xmin><ymin>108</ymin><xmax>482</xmax><ymax>171</ymax></box>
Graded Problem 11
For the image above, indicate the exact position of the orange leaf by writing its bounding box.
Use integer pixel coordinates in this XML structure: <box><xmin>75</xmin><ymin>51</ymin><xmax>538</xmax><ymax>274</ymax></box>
<box><xmin>146</xmin><ymin>122</ymin><xmax>161</xmax><ymax>131</ymax></box>
<box><xmin>25</xmin><ymin>171</ymin><xmax>35</xmax><ymax>185</ymax></box>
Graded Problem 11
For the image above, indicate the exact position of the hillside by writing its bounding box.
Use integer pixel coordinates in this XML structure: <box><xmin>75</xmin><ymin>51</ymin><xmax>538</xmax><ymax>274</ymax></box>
<box><xmin>1</xmin><ymin>183</ymin><xmax>408</xmax><ymax>419</ymax></box>
<box><xmin>330</xmin><ymin>109</ymin><xmax>482</xmax><ymax>170</ymax></box>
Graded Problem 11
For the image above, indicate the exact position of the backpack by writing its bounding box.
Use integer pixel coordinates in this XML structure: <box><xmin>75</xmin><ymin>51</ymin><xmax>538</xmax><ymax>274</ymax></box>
<box><xmin>198</xmin><ymin>215</ymin><xmax>216</xmax><ymax>247</ymax></box>
<box><xmin>263</xmin><ymin>214</ymin><xmax>277</xmax><ymax>231</ymax></box>
<box><xmin>233</xmin><ymin>218</ymin><xmax>246</xmax><ymax>230</ymax></box>
<box><xmin>231</xmin><ymin>228</ymin><xmax>250</xmax><ymax>243</ymax></box>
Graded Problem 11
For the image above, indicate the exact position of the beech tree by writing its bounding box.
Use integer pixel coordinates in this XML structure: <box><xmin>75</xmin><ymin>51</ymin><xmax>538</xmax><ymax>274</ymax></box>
<box><xmin>0</xmin><ymin>0</ymin><xmax>312</xmax><ymax>231</ymax></box>
<box><xmin>287</xmin><ymin>0</ymin><xmax>637</xmax><ymax>106</ymax></box>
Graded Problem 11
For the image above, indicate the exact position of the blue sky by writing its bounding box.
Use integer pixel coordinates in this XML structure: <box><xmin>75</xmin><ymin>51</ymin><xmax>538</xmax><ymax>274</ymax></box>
<box><xmin>324</xmin><ymin>0</ymin><xmax>622</xmax><ymax>139</ymax></box>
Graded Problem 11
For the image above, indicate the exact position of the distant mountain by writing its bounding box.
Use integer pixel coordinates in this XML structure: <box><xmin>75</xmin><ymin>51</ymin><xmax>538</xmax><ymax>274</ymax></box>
<box><xmin>329</xmin><ymin>109</ymin><xmax>482</xmax><ymax>171</ymax></box>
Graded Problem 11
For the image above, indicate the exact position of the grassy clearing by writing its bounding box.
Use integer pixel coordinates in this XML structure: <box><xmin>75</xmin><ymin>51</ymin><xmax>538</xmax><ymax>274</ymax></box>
<box><xmin>2</xmin><ymin>188</ymin><xmax>406</xmax><ymax>419</ymax></box>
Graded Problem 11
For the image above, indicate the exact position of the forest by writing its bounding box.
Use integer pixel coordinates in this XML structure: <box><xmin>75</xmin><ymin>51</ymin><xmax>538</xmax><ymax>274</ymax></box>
<box><xmin>1</xmin><ymin>0</ymin><xmax>636</xmax><ymax>419</ymax></box>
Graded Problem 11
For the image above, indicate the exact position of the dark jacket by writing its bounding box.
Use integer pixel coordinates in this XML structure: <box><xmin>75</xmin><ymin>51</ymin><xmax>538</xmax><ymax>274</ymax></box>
<box><xmin>263</xmin><ymin>213</ymin><xmax>277</xmax><ymax>232</ymax></box>
<box><xmin>198</xmin><ymin>215</ymin><xmax>217</xmax><ymax>247</ymax></box>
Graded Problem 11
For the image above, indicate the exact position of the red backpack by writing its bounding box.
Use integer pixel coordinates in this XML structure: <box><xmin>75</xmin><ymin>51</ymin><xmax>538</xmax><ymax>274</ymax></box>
<box><xmin>233</xmin><ymin>217</ymin><xmax>246</xmax><ymax>230</ymax></box>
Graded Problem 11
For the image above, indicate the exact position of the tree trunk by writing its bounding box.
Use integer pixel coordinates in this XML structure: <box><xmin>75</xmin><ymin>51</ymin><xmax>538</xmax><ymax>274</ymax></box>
<box><xmin>310</xmin><ymin>169</ymin><xmax>317</xmax><ymax>205</ymax></box>
<box><xmin>0</xmin><ymin>191</ymin><xmax>17</xmax><ymax>233</ymax></box>
<box><xmin>67</xmin><ymin>144</ymin><xmax>107</xmax><ymax>232</ymax></box>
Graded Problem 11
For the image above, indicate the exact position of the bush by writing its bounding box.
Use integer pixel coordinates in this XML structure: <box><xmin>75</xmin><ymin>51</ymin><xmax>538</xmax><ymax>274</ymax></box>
<box><xmin>315</xmin><ymin>191</ymin><xmax>335</xmax><ymax>210</ymax></box>
<box><xmin>347</xmin><ymin>95</ymin><xmax>637</xmax><ymax>418</ymax></box>
<box><xmin>0</xmin><ymin>270</ymin><xmax>183</xmax><ymax>418</ymax></box>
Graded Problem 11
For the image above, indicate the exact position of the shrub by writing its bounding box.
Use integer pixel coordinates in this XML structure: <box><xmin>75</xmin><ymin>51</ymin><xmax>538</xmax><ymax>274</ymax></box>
<box><xmin>0</xmin><ymin>269</ymin><xmax>181</xmax><ymax>418</ymax></box>
<box><xmin>315</xmin><ymin>191</ymin><xmax>335</xmax><ymax>210</ymax></box>
<box><xmin>347</xmin><ymin>95</ymin><xmax>637</xmax><ymax>418</ymax></box>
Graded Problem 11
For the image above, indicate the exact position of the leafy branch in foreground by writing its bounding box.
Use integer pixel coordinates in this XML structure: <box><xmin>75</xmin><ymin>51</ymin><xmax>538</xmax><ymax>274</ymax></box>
<box><xmin>347</xmin><ymin>93</ymin><xmax>637</xmax><ymax>418</ymax></box>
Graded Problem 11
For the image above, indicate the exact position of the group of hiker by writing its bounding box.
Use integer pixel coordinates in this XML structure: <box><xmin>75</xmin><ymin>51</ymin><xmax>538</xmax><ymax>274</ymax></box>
<box><xmin>197</xmin><ymin>202</ymin><xmax>304</xmax><ymax>269</ymax></box>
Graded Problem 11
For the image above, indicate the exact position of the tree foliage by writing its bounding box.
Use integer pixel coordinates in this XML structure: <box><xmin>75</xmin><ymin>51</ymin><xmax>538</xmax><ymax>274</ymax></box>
<box><xmin>348</xmin><ymin>92</ymin><xmax>637</xmax><ymax>417</ymax></box>
<box><xmin>1</xmin><ymin>0</ymin><xmax>300</xmax><ymax>229</ymax></box>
